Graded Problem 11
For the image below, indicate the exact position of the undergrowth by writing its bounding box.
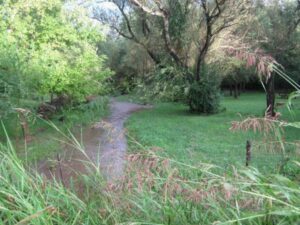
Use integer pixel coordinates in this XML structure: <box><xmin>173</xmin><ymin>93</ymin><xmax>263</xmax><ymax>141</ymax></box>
<box><xmin>0</xmin><ymin>96</ymin><xmax>109</xmax><ymax>162</ymax></box>
<box><xmin>0</xmin><ymin>133</ymin><xmax>300</xmax><ymax>225</ymax></box>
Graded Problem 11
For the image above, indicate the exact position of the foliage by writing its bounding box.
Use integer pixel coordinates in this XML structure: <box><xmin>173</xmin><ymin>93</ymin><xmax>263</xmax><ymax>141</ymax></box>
<box><xmin>186</xmin><ymin>69</ymin><xmax>221</xmax><ymax>114</ymax></box>
<box><xmin>100</xmin><ymin>39</ymin><xmax>150</xmax><ymax>95</ymax></box>
<box><xmin>250</xmin><ymin>0</ymin><xmax>300</xmax><ymax>89</ymax></box>
<box><xmin>0</xmin><ymin>0</ymin><xmax>112</xmax><ymax>114</ymax></box>
<box><xmin>167</xmin><ymin>0</ymin><xmax>189</xmax><ymax>48</ymax></box>
<box><xmin>0</xmin><ymin>96</ymin><xmax>109</xmax><ymax>162</ymax></box>
<box><xmin>98</xmin><ymin>0</ymin><xmax>300</xmax><ymax>114</ymax></box>
<box><xmin>212</xmin><ymin>54</ymin><xmax>255</xmax><ymax>90</ymax></box>
<box><xmin>59</xmin><ymin>96</ymin><xmax>109</xmax><ymax>128</ymax></box>
<box><xmin>136</xmin><ymin>65</ymin><xmax>192</xmax><ymax>102</ymax></box>
<box><xmin>26</xmin><ymin>45</ymin><xmax>112</xmax><ymax>102</ymax></box>
<box><xmin>96</xmin><ymin>0</ymin><xmax>250</xmax><ymax>113</ymax></box>
<box><xmin>0</xmin><ymin>37</ymin><xmax>22</xmax><ymax>118</ymax></box>
<box><xmin>1</xmin><ymin>136</ymin><xmax>300</xmax><ymax>224</ymax></box>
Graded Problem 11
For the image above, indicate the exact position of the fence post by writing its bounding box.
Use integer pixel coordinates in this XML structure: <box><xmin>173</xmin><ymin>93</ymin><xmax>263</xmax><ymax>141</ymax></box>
<box><xmin>246</xmin><ymin>140</ymin><xmax>251</xmax><ymax>167</ymax></box>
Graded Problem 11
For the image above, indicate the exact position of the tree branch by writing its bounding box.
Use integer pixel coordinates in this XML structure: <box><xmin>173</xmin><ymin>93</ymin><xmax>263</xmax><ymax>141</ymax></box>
<box><xmin>129</xmin><ymin>0</ymin><xmax>164</xmax><ymax>17</ymax></box>
<box><xmin>95</xmin><ymin>0</ymin><xmax>161</xmax><ymax>64</ymax></box>
<box><xmin>129</xmin><ymin>0</ymin><xmax>186</xmax><ymax>67</ymax></box>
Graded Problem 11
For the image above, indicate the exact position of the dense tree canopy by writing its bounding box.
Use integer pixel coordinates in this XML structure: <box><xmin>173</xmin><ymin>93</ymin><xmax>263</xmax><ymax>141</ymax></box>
<box><xmin>0</xmin><ymin>0</ymin><xmax>112</xmax><ymax>117</ymax></box>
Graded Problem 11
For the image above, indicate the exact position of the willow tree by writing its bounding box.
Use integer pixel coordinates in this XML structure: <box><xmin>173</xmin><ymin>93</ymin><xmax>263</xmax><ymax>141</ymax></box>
<box><xmin>94</xmin><ymin>0</ymin><xmax>250</xmax><ymax>113</ymax></box>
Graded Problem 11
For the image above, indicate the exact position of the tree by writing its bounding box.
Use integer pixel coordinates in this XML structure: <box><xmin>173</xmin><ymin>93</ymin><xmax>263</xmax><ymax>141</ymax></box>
<box><xmin>0</xmin><ymin>39</ymin><xmax>20</xmax><ymax>118</ymax></box>
<box><xmin>214</xmin><ymin>56</ymin><xmax>253</xmax><ymax>98</ymax></box>
<box><xmin>126</xmin><ymin>0</ymin><xmax>249</xmax><ymax>80</ymax></box>
<box><xmin>100</xmin><ymin>38</ymin><xmax>153</xmax><ymax>94</ymax></box>
<box><xmin>249</xmin><ymin>0</ymin><xmax>300</xmax><ymax>116</ymax></box>
<box><xmin>213</xmin><ymin>0</ymin><xmax>300</xmax><ymax>116</ymax></box>
<box><xmin>94</xmin><ymin>0</ymin><xmax>250</xmax><ymax>113</ymax></box>
<box><xmin>93</xmin><ymin>0</ymin><xmax>163</xmax><ymax>65</ymax></box>
<box><xmin>0</xmin><ymin>0</ymin><xmax>112</xmax><ymax>108</ymax></box>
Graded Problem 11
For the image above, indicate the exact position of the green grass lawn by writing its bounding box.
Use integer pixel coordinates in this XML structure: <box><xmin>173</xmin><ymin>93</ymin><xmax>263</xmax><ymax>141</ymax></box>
<box><xmin>124</xmin><ymin>92</ymin><xmax>300</xmax><ymax>174</ymax></box>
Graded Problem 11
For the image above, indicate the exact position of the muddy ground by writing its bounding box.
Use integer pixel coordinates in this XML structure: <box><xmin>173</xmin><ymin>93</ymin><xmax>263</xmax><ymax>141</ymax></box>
<box><xmin>37</xmin><ymin>99</ymin><xmax>151</xmax><ymax>186</ymax></box>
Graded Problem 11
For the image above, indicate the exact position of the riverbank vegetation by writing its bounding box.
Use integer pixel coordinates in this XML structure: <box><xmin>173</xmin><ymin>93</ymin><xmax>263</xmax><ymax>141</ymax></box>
<box><xmin>1</xmin><ymin>138</ymin><xmax>300</xmax><ymax>224</ymax></box>
<box><xmin>0</xmin><ymin>0</ymin><xmax>111</xmax><ymax>161</ymax></box>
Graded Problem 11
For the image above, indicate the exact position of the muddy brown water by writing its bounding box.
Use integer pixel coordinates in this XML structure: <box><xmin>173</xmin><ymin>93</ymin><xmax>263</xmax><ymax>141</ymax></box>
<box><xmin>37</xmin><ymin>100</ymin><xmax>152</xmax><ymax>186</ymax></box>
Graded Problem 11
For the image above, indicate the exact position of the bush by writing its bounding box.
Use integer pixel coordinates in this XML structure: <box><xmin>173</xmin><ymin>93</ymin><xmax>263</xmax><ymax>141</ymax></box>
<box><xmin>112</xmin><ymin>71</ymin><xmax>136</xmax><ymax>95</ymax></box>
<box><xmin>0</xmin><ymin>0</ymin><xmax>112</xmax><ymax>104</ymax></box>
<box><xmin>135</xmin><ymin>65</ymin><xmax>221</xmax><ymax>114</ymax></box>
<box><xmin>186</xmin><ymin>71</ymin><xmax>221</xmax><ymax>114</ymax></box>
<box><xmin>136</xmin><ymin>65</ymin><xmax>192</xmax><ymax>102</ymax></box>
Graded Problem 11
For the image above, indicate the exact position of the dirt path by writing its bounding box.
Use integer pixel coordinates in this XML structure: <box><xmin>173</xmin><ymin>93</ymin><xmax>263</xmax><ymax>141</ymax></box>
<box><xmin>38</xmin><ymin>99</ymin><xmax>151</xmax><ymax>185</ymax></box>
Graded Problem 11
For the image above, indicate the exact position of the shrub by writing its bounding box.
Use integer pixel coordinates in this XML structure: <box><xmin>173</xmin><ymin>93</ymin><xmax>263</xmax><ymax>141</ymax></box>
<box><xmin>135</xmin><ymin>65</ymin><xmax>221</xmax><ymax>115</ymax></box>
<box><xmin>186</xmin><ymin>70</ymin><xmax>221</xmax><ymax>114</ymax></box>
<box><xmin>136</xmin><ymin>65</ymin><xmax>192</xmax><ymax>102</ymax></box>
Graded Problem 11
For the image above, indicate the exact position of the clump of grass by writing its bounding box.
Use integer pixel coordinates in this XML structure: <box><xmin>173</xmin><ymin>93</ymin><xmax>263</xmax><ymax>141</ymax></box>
<box><xmin>96</xmin><ymin>143</ymin><xmax>300</xmax><ymax>225</ymax></box>
<box><xmin>57</xmin><ymin>96</ymin><xmax>110</xmax><ymax>129</ymax></box>
<box><xmin>1</xmin><ymin>129</ymin><xmax>300</xmax><ymax>225</ymax></box>
<box><xmin>0</xmin><ymin>141</ymin><xmax>87</xmax><ymax>224</ymax></box>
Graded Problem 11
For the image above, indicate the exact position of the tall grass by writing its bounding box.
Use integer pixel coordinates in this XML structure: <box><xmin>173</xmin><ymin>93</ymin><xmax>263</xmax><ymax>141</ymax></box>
<box><xmin>0</xmin><ymin>96</ymin><xmax>109</xmax><ymax>163</ymax></box>
<box><xmin>1</xmin><ymin>131</ymin><xmax>300</xmax><ymax>225</ymax></box>
<box><xmin>0</xmin><ymin>96</ymin><xmax>109</xmax><ymax>140</ymax></box>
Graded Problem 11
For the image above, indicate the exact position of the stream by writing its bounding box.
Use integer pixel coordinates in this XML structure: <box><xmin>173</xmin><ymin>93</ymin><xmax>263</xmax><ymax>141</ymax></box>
<box><xmin>38</xmin><ymin>99</ymin><xmax>151</xmax><ymax>185</ymax></box>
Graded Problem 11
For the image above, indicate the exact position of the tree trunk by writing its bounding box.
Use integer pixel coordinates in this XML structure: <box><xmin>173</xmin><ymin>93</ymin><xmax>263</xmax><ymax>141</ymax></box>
<box><xmin>238</xmin><ymin>83</ymin><xmax>241</xmax><ymax>96</ymax></box>
<box><xmin>229</xmin><ymin>84</ymin><xmax>233</xmax><ymax>96</ymax></box>
<box><xmin>242</xmin><ymin>82</ymin><xmax>246</xmax><ymax>93</ymax></box>
<box><xmin>50</xmin><ymin>93</ymin><xmax>54</xmax><ymax>103</ymax></box>
<box><xmin>195</xmin><ymin>59</ymin><xmax>202</xmax><ymax>82</ymax></box>
<box><xmin>266</xmin><ymin>73</ymin><xmax>276</xmax><ymax>117</ymax></box>
<box><xmin>195</xmin><ymin>42</ymin><xmax>210</xmax><ymax>82</ymax></box>
<box><xmin>195</xmin><ymin>24</ymin><xmax>211</xmax><ymax>82</ymax></box>
<box><xmin>145</xmin><ymin>48</ymin><xmax>161</xmax><ymax>65</ymax></box>
<box><xmin>234</xmin><ymin>82</ymin><xmax>238</xmax><ymax>99</ymax></box>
